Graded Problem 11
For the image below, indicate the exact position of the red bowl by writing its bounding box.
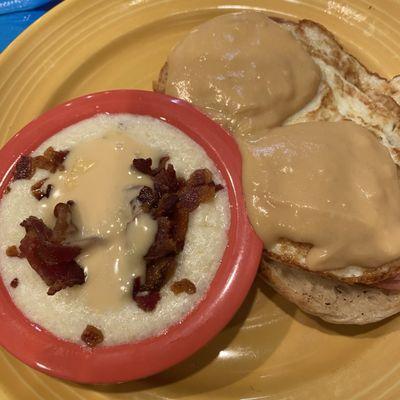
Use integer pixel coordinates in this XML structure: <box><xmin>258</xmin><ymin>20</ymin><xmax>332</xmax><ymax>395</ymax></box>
<box><xmin>0</xmin><ymin>90</ymin><xmax>262</xmax><ymax>384</ymax></box>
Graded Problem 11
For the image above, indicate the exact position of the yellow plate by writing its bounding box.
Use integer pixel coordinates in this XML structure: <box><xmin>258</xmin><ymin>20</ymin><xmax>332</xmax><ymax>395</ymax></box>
<box><xmin>1</xmin><ymin>0</ymin><xmax>400</xmax><ymax>398</ymax></box>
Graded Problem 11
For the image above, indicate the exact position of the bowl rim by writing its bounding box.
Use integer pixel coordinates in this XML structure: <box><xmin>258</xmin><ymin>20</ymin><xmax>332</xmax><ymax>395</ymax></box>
<box><xmin>0</xmin><ymin>89</ymin><xmax>263</xmax><ymax>384</ymax></box>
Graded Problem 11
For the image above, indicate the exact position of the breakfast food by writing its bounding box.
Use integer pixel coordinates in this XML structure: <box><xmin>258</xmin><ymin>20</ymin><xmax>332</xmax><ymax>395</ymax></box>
<box><xmin>242</xmin><ymin>121</ymin><xmax>400</xmax><ymax>271</ymax></box>
<box><xmin>0</xmin><ymin>114</ymin><xmax>230</xmax><ymax>345</ymax></box>
<box><xmin>156</xmin><ymin>11</ymin><xmax>400</xmax><ymax>324</ymax></box>
<box><xmin>160</xmin><ymin>12</ymin><xmax>320</xmax><ymax>136</ymax></box>
<box><xmin>245</xmin><ymin>121</ymin><xmax>400</xmax><ymax>324</ymax></box>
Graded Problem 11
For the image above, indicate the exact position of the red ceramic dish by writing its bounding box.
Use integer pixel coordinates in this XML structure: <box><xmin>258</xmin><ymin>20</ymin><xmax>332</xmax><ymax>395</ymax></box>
<box><xmin>0</xmin><ymin>90</ymin><xmax>263</xmax><ymax>384</ymax></box>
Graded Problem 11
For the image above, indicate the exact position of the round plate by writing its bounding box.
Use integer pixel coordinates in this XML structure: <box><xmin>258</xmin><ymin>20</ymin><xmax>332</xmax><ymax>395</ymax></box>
<box><xmin>1</xmin><ymin>0</ymin><xmax>400</xmax><ymax>398</ymax></box>
<box><xmin>0</xmin><ymin>89</ymin><xmax>262</xmax><ymax>384</ymax></box>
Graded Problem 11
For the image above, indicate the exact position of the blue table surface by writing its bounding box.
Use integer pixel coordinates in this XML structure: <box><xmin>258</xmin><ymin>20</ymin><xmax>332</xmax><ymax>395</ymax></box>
<box><xmin>0</xmin><ymin>0</ymin><xmax>62</xmax><ymax>52</ymax></box>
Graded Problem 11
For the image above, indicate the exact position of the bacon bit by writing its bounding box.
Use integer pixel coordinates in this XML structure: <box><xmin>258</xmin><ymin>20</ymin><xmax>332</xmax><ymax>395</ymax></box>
<box><xmin>153</xmin><ymin>164</ymin><xmax>180</xmax><ymax>195</ymax></box>
<box><xmin>143</xmin><ymin>257</ymin><xmax>176</xmax><ymax>292</ymax></box>
<box><xmin>6</xmin><ymin>245</ymin><xmax>24</xmax><ymax>258</ymax></box>
<box><xmin>131</xmin><ymin>156</ymin><xmax>223</xmax><ymax>310</ymax></box>
<box><xmin>10</xmin><ymin>278</ymin><xmax>19</xmax><ymax>288</ymax></box>
<box><xmin>14</xmin><ymin>156</ymin><xmax>34</xmax><ymax>180</ymax></box>
<box><xmin>173</xmin><ymin>209</ymin><xmax>190</xmax><ymax>251</ymax></box>
<box><xmin>145</xmin><ymin>218</ymin><xmax>177</xmax><ymax>261</ymax></box>
<box><xmin>31</xmin><ymin>178</ymin><xmax>53</xmax><ymax>200</ymax></box>
<box><xmin>81</xmin><ymin>325</ymin><xmax>104</xmax><ymax>347</ymax></box>
<box><xmin>178</xmin><ymin>169</ymin><xmax>221</xmax><ymax>212</ymax></box>
<box><xmin>13</xmin><ymin>147</ymin><xmax>69</xmax><ymax>181</ymax></box>
<box><xmin>133</xmin><ymin>158</ymin><xmax>153</xmax><ymax>175</ymax></box>
<box><xmin>152</xmin><ymin>156</ymin><xmax>170</xmax><ymax>176</ymax></box>
<box><xmin>187</xmin><ymin>168</ymin><xmax>213</xmax><ymax>186</ymax></box>
<box><xmin>132</xmin><ymin>277</ymin><xmax>161</xmax><ymax>312</ymax></box>
<box><xmin>133</xmin><ymin>156</ymin><xmax>170</xmax><ymax>177</ymax></box>
<box><xmin>32</xmin><ymin>147</ymin><xmax>69</xmax><ymax>173</ymax></box>
<box><xmin>135</xmin><ymin>291</ymin><xmax>161</xmax><ymax>312</ymax></box>
<box><xmin>171</xmin><ymin>279</ymin><xmax>196</xmax><ymax>295</ymax></box>
<box><xmin>14</xmin><ymin>203</ymin><xmax>85</xmax><ymax>296</ymax></box>
<box><xmin>137</xmin><ymin>186</ymin><xmax>159</xmax><ymax>211</ymax></box>
<box><xmin>153</xmin><ymin>193</ymin><xmax>178</xmax><ymax>218</ymax></box>
<box><xmin>4</xmin><ymin>186</ymin><xmax>11</xmax><ymax>195</ymax></box>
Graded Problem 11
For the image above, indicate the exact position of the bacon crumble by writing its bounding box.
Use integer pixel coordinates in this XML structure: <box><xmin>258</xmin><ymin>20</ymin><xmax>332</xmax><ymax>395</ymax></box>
<box><xmin>12</xmin><ymin>202</ymin><xmax>84</xmax><ymax>296</ymax></box>
<box><xmin>6</xmin><ymin>245</ymin><xmax>24</xmax><ymax>258</ymax></box>
<box><xmin>13</xmin><ymin>147</ymin><xmax>69</xmax><ymax>181</ymax></box>
<box><xmin>137</xmin><ymin>185</ymin><xmax>158</xmax><ymax>211</ymax></box>
<box><xmin>132</xmin><ymin>277</ymin><xmax>161</xmax><ymax>312</ymax></box>
<box><xmin>31</xmin><ymin>178</ymin><xmax>53</xmax><ymax>200</ymax></box>
<box><xmin>14</xmin><ymin>156</ymin><xmax>33</xmax><ymax>180</ymax></box>
<box><xmin>34</xmin><ymin>147</ymin><xmax>69</xmax><ymax>173</ymax></box>
<box><xmin>10</xmin><ymin>278</ymin><xmax>19</xmax><ymax>288</ymax></box>
<box><xmin>81</xmin><ymin>325</ymin><xmax>104</xmax><ymax>347</ymax></box>
<box><xmin>132</xmin><ymin>156</ymin><xmax>223</xmax><ymax>311</ymax></box>
<box><xmin>171</xmin><ymin>278</ymin><xmax>197</xmax><ymax>295</ymax></box>
<box><xmin>4</xmin><ymin>186</ymin><xmax>11</xmax><ymax>195</ymax></box>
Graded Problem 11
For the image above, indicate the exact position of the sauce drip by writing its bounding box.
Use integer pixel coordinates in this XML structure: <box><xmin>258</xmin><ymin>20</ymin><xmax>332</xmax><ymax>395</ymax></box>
<box><xmin>42</xmin><ymin>132</ymin><xmax>160</xmax><ymax>311</ymax></box>
<box><xmin>241</xmin><ymin>121</ymin><xmax>400</xmax><ymax>271</ymax></box>
<box><xmin>165</xmin><ymin>11</ymin><xmax>320</xmax><ymax>137</ymax></box>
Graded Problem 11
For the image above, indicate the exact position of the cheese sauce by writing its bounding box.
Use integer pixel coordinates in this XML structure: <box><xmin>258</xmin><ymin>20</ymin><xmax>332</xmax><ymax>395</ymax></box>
<box><xmin>165</xmin><ymin>11</ymin><xmax>320</xmax><ymax>137</ymax></box>
<box><xmin>241</xmin><ymin>121</ymin><xmax>400</xmax><ymax>271</ymax></box>
<box><xmin>42</xmin><ymin>132</ymin><xmax>160</xmax><ymax>311</ymax></box>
